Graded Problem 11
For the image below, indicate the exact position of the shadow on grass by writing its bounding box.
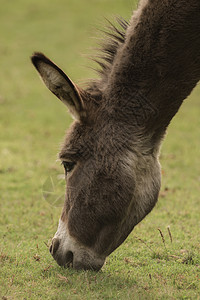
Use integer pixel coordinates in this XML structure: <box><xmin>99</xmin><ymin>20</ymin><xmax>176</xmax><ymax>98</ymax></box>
<box><xmin>41</xmin><ymin>263</ymin><xmax>141</xmax><ymax>298</ymax></box>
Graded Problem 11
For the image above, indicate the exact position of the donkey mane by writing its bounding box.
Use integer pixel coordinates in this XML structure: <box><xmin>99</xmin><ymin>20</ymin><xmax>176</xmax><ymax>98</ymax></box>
<box><xmin>86</xmin><ymin>18</ymin><xmax>129</xmax><ymax>94</ymax></box>
<box><xmin>95</xmin><ymin>18</ymin><xmax>129</xmax><ymax>75</ymax></box>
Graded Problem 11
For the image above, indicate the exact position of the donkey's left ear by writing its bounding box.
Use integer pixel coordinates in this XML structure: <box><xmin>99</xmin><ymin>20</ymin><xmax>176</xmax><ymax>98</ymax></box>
<box><xmin>31</xmin><ymin>52</ymin><xmax>85</xmax><ymax>121</ymax></box>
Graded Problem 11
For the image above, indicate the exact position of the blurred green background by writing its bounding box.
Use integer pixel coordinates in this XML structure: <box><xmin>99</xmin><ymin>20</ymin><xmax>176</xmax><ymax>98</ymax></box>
<box><xmin>0</xmin><ymin>0</ymin><xmax>199</xmax><ymax>299</ymax></box>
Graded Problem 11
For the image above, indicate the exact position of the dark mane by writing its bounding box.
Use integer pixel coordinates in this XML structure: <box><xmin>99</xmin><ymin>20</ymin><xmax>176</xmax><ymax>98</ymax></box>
<box><xmin>86</xmin><ymin>18</ymin><xmax>129</xmax><ymax>94</ymax></box>
<box><xmin>95</xmin><ymin>18</ymin><xmax>129</xmax><ymax>75</ymax></box>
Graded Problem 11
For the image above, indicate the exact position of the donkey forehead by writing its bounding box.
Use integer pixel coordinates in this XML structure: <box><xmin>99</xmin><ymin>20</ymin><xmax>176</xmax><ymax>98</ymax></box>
<box><xmin>59</xmin><ymin>120</ymin><xmax>128</xmax><ymax>161</ymax></box>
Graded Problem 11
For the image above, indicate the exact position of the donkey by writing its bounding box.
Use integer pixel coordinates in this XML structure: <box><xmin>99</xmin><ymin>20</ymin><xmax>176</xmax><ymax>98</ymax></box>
<box><xmin>31</xmin><ymin>0</ymin><xmax>200</xmax><ymax>271</ymax></box>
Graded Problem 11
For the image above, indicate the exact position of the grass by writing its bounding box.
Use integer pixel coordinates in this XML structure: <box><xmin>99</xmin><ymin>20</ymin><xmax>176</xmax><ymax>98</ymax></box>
<box><xmin>0</xmin><ymin>0</ymin><xmax>200</xmax><ymax>299</ymax></box>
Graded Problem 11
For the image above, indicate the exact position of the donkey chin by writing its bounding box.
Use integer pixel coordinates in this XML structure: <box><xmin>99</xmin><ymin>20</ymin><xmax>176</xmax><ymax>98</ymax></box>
<box><xmin>50</xmin><ymin>219</ymin><xmax>106</xmax><ymax>271</ymax></box>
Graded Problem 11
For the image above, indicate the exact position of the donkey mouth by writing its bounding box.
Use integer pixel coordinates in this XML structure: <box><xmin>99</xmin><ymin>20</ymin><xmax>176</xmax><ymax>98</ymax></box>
<box><xmin>64</xmin><ymin>251</ymin><xmax>74</xmax><ymax>268</ymax></box>
<box><xmin>55</xmin><ymin>252</ymin><xmax>104</xmax><ymax>271</ymax></box>
<box><xmin>50</xmin><ymin>246</ymin><xmax>105</xmax><ymax>271</ymax></box>
<box><xmin>49</xmin><ymin>233</ymin><xmax>105</xmax><ymax>271</ymax></box>
<box><xmin>49</xmin><ymin>245</ymin><xmax>74</xmax><ymax>268</ymax></box>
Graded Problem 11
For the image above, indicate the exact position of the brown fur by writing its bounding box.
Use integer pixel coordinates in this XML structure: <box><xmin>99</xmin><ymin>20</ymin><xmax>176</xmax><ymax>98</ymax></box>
<box><xmin>32</xmin><ymin>0</ymin><xmax>200</xmax><ymax>270</ymax></box>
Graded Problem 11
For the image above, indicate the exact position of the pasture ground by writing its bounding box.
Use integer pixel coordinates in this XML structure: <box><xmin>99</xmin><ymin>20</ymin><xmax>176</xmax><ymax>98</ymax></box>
<box><xmin>0</xmin><ymin>0</ymin><xmax>199</xmax><ymax>299</ymax></box>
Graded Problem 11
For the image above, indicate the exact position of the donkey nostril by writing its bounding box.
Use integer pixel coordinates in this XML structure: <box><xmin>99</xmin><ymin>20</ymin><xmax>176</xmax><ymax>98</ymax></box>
<box><xmin>50</xmin><ymin>238</ymin><xmax>60</xmax><ymax>256</ymax></box>
<box><xmin>65</xmin><ymin>251</ymin><xmax>73</xmax><ymax>267</ymax></box>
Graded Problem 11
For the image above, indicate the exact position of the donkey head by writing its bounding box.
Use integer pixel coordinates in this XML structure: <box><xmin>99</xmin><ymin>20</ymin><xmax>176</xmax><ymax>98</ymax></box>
<box><xmin>32</xmin><ymin>52</ymin><xmax>161</xmax><ymax>270</ymax></box>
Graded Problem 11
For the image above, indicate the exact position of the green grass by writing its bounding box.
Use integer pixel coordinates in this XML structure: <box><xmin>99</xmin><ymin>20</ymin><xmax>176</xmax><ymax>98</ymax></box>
<box><xmin>0</xmin><ymin>0</ymin><xmax>200</xmax><ymax>299</ymax></box>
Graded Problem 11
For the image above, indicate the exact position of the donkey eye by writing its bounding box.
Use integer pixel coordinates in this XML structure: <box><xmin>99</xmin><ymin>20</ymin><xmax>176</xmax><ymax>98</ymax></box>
<box><xmin>62</xmin><ymin>161</ymin><xmax>75</xmax><ymax>173</ymax></box>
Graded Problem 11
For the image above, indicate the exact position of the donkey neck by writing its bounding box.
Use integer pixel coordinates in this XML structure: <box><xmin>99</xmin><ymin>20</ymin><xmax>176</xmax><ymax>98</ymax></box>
<box><xmin>103</xmin><ymin>0</ymin><xmax>200</xmax><ymax>134</ymax></box>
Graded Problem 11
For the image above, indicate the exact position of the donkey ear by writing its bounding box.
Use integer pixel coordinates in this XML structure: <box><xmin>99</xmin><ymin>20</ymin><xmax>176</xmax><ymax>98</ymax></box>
<box><xmin>31</xmin><ymin>52</ymin><xmax>85</xmax><ymax>121</ymax></box>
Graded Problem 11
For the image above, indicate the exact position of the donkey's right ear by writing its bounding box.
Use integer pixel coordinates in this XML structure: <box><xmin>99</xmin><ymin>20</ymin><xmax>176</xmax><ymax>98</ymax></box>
<box><xmin>31</xmin><ymin>52</ymin><xmax>85</xmax><ymax>121</ymax></box>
